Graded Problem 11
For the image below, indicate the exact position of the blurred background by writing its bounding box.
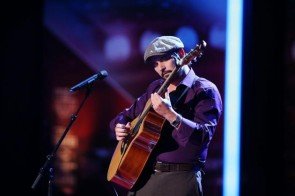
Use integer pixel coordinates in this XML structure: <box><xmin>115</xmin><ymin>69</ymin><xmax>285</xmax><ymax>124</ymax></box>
<box><xmin>1</xmin><ymin>0</ymin><xmax>294</xmax><ymax>195</ymax></box>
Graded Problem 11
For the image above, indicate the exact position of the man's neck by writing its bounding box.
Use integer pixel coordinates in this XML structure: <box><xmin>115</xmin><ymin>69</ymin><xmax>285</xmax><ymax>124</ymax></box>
<box><xmin>167</xmin><ymin>84</ymin><xmax>177</xmax><ymax>93</ymax></box>
<box><xmin>170</xmin><ymin>65</ymin><xmax>190</xmax><ymax>86</ymax></box>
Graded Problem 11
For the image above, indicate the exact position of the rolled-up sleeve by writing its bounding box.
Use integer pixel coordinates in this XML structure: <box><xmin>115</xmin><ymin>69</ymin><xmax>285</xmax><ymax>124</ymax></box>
<box><xmin>109</xmin><ymin>95</ymin><xmax>147</xmax><ymax>131</ymax></box>
<box><xmin>172</xmin><ymin>87</ymin><xmax>223</xmax><ymax>147</ymax></box>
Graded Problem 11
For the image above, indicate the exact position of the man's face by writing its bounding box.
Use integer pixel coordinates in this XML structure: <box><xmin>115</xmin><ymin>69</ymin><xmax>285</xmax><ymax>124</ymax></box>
<box><xmin>149</xmin><ymin>54</ymin><xmax>177</xmax><ymax>79</ymax></box>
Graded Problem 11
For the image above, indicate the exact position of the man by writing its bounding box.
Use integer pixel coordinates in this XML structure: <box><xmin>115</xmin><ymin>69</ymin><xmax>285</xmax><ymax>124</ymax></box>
<box><xmin>110</xmin><ymin>36</ymin><xmax>222</xmax><ymax>196</ymax></box>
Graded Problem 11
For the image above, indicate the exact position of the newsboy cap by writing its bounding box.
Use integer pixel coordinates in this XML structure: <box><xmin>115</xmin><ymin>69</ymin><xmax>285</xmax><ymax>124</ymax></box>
<box><xmin>144</xmin><ymin>36</ymin><xmax>184</xmax><ymax>63</ymax></box>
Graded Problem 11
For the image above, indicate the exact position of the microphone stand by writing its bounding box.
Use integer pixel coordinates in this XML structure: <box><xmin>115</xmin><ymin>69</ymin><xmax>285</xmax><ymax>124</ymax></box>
<box><xmin>31</xmin><ymin>84</ymin><xmax>94</xmax><ymax>196</ymax></box>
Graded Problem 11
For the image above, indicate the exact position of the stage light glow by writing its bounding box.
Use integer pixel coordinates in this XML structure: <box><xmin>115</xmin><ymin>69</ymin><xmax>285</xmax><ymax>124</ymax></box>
<box><xmin>140</xmin><ymin>31</ymin><xmax>161</xmax><ymax>54</ymax></box>
<box><xmin>104</xmin><ymin>35</ymin><xmax>131</xmax><ymax>61</ymax></box>
<box><xmin>175</xmin><ymin>26</ymin><xmax>199</xmax><ymax>50</ymax></box>
<box><xmin>209</xmin><ymin>24</ymin><xmax>226</xmax><ymax>49</ymax></box>
<box><xmin>223</xmin><ymin>0</ymin><xmax>243</xmax><ymax>196</ymax></box>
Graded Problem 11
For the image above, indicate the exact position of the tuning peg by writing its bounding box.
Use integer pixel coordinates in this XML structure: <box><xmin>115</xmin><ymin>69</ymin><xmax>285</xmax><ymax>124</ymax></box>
<box><xmin>202</xmin><ymin>40</ymin><xmax>207</xmax><ymax>48</ymax></box>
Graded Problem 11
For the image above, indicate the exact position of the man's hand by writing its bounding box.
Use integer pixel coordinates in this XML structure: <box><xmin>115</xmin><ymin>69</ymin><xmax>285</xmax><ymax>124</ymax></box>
<box><xmin>151</xmin><ymin>92</ymin><xmax>178</xmax><ymax>123</ymax></box>
<box><xmin>114</xmin><ymin>122</ymin><xmax>130</xmax><ymax>141</ymax></box>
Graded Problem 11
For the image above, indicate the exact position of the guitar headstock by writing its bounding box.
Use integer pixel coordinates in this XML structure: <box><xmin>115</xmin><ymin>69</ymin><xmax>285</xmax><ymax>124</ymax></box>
<box><xmin>179</xmin><ymin>40</ymin><xmax>207</xmax><ymax>66</ymax></box>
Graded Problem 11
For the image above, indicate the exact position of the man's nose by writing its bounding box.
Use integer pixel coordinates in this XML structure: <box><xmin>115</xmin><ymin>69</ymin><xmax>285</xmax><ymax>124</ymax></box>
<box><xmin>158</xmin><ymin>62</ymin><xmax>165</xmax><ymax>70</ymax></box>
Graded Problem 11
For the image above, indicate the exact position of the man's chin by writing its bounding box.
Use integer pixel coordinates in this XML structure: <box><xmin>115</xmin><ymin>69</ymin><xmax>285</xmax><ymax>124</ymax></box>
<box><xmin>163</xmin><ymin>73</ymin><xmax>171</xmax><ymax>78</ymax></box>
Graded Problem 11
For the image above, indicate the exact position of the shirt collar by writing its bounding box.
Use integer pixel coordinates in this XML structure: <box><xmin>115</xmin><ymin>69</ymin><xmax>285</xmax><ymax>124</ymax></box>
<box><xmin>180</xmin><ymin>68</ymin><xmax>198</xmax><ymax>88</ymax></box>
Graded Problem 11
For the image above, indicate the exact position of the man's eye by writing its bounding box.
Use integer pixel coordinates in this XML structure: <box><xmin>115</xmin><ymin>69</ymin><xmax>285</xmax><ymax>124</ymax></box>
<box><xmin>161</xmin><ymin>56</ymin><xmax>172</xmax><ymax>61</ymax></box>
<box><xmin>152</xmin><ymin>62</ymin><xmax>158</xmax><ymax>67</ymax></box>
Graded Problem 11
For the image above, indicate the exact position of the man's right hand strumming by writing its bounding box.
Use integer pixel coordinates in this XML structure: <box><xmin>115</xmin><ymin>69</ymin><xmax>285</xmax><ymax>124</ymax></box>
<box><xmin>114</xmin><ymin>122</ymin><xmax>131</xmax><ymax>141</ymax></box>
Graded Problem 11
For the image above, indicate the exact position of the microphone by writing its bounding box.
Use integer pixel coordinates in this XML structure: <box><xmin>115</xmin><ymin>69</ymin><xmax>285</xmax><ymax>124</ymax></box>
<box><xmin>69</xmin><ymin>70</ymin><xmax>108</xmax><ymax>92</ymax></box>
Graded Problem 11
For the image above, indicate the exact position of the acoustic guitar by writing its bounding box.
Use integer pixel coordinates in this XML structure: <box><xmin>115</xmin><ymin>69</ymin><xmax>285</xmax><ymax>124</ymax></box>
<box><xmin>107</xmin><ymin>41</ymin><xmax>207</xmax><ymax>190</ymax></box>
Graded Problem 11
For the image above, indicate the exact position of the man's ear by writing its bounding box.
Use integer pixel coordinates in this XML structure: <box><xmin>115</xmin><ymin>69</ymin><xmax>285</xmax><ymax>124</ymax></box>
<box><xmin>178</xmin><ymin>48</ymin><xmax>185</xmax><ymax>58</ymax></box>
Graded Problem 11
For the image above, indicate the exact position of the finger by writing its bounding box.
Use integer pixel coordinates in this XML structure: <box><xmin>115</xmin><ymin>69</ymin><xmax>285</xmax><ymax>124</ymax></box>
<box><xmin>115</xmin><ymin>131</ymin><xmax>128</xmax><ymax>140</ymax></box>
<box><xmin>116</xmin><ymin>123</ymin><xmax>125</xmax><ymax>129</ymax></box>
<box><xmin>116</xmin><ymin>131</ymin><xmax>128</xmax><ymax>137</ymax></box>
<box><xmin>115</xmin><ymin>128</ymin><xmax>126</xmax><ymax>133</ymax></box>
<box><xmin>165</xmin><ymin>92</ymin><xmax>170</xmax><ymax>100</ymax></box>
<box><xmin>151</xmin><ymin>94</ymin><xmax>156</xmax><ymax>106</ymax></box>
<box><xmin>116</xmin><ymin>135</ymin><xmax>127</xmax><ymax>141</ymax></box>
<box><xmin>151</xmin><ymin>95</ymin><xmax>158</xmax><ymax>109</ymax></box>
<box><xmin>125</xmin><ymin>122</ymin><xmax>131</xmax><ymax>129</ymax></box>
<box><xmin>153</xmin><ymin>93</ymin><xmax>161</xmax><ymax>100</ymax></box>
<box><xmin>152</xmin><ymin>93</ymin><xmax>162</xmax><ymax>105</ymax></box>
<box><xmin>151</xmin><ymin>93</ymin><xmax>155</xmax><ymax>101</ymax></box>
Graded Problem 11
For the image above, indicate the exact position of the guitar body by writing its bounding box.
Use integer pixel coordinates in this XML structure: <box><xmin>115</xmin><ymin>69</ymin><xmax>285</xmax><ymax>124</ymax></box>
<box><xmin>107</xmin><ymin>110</ymin><xmax>166</xmax><ymax>190</ymax></box>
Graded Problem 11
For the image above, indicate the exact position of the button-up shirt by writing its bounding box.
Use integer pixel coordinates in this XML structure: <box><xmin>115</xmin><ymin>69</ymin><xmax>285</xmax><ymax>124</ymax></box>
<box><xmin>110</xmin><ymin>68</ymin><xmax>222</xmax><ymax>166</ymax></box>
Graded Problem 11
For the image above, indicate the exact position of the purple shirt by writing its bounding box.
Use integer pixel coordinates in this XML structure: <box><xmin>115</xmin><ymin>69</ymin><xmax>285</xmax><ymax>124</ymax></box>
<box><xmin>110</xmin><ymin>68</ymin><xmax>222</xmax><ymax>166</ymax></box>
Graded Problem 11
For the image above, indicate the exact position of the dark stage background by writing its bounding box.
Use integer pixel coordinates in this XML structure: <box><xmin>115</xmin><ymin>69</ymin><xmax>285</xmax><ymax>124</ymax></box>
<box><xmin>1</xmin><ymin>0</ymin><xmax>294</xmax><ymax>196</ymax></box>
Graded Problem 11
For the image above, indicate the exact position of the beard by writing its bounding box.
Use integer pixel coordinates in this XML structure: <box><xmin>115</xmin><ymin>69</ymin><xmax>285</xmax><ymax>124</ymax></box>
<box><xmin>162</xmin><ymin>70</ymin><xmax>172</xmax><ymax>78</ymax></box>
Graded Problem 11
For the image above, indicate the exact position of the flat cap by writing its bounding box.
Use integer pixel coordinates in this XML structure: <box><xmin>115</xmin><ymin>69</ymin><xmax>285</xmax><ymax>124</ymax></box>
<box><xmin>144</xmin><ymin>36</ymin><xmax>184</xmax><ymax>63</ymax></box>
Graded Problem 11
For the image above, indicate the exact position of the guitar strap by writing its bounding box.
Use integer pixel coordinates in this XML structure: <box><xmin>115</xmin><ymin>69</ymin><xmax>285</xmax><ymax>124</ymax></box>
<box><xmin>170</xmin><ymin>85</ymin><xmax>190</xmax><ymax>111</ymax></box>
<box><xmin>170</xmin><ymin>77</ymin><xmax>196</xmax><ymax>111</ymax></box>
